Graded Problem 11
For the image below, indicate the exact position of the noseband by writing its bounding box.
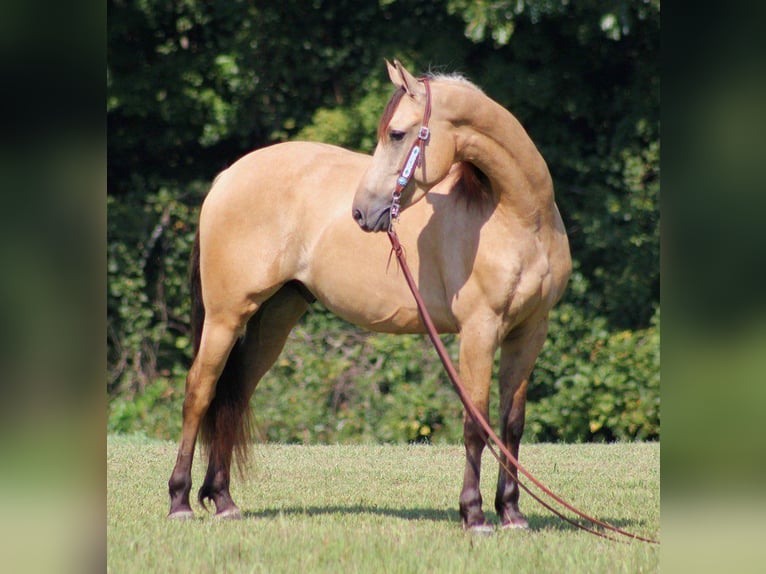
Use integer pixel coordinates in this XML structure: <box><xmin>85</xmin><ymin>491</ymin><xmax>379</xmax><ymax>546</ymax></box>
<box><xmin>389</xmin><ymin>77</ymin><xmax>432</xmax><ymax>228</ymax></box>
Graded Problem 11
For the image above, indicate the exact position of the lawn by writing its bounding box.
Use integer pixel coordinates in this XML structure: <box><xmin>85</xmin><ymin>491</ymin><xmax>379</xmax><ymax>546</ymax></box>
<box><xmin>107</xmin><ymin>435</ymin><xmax>659</xmax><ymax>573</ymax></box>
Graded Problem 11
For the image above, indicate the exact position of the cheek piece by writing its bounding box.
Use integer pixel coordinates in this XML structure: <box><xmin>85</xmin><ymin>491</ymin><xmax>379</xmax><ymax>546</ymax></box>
<box><xmin>389</xmin><ymin>77</ymin><xmax>432</xmax><ymax>229</ymax></box>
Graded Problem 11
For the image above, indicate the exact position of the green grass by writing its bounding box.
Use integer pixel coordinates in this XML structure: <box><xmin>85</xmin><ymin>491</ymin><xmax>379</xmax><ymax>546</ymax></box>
<box><xmin>107</xmin><ymin>436</ymin><xmax>659</xmax><ymax>573</ymax></box>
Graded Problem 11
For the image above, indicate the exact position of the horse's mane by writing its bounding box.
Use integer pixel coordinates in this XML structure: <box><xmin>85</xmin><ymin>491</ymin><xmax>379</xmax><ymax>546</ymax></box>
<box><xmin>455</xmin><ymin>162</ymin><xmax>491</xmax><ymax>208</ymax></box>
<box><xmin>377</xmin><ymin>86</ymin><xmax>407</xmax><ymax>141</ymax></box>
<box><xmin>425</xmin><ymin>72</ymin><xmax>484</xmax><ymax>94</ymax></box>
<box><xmin>377</xmin><ymin>74</ymin><xmax>490</xmax><ymax>207</ymax></box>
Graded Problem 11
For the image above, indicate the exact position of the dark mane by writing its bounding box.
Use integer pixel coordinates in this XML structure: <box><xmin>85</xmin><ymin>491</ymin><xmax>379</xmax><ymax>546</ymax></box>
<box><xmin>377</xmin><ymin>86</ymin><xmax>406</xmax><ymax>141</ymax></box>
<box><xmin>456</xmin><ymin>162</ymin><xmax>492</xmax><ymax>208</ymax></box>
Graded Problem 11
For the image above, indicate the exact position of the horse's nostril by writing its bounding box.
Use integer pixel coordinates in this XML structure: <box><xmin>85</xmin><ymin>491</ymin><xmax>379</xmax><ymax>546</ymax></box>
<box><xmin>353</xmin><ymin>208</ymin><xmax>364</xmax><ymax>225</ymax></box>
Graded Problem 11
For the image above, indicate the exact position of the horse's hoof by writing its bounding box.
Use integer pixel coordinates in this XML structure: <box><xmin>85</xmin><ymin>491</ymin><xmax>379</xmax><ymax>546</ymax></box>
<box><xmin>214</xmin><ymin>507</ymin><xmax>242</xmax><ymax>520</ymax></box>
<box><xmin>501</xmin><ymin>518</ymin><xmax>529</xmax><ymax>530</ymax></box>
<box><xmin>168</xmin><ymin>509</ymin><xmax>194</xmax><ymax>520</ymax></box>
<box><xmin>466</xmin><ymin>523</ymin><xmax>494</xmax><ymax>535</ymax></box>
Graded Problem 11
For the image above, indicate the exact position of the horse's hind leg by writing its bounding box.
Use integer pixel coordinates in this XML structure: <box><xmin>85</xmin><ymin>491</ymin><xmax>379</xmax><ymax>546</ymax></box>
<box><xmin>197</xmin><ymin>283</ymin><xmax>310</xmax><ymax>518</ymax></box>
<box><xmin>494</xmin><ymin>319</ymin><xmax>549</xmax><ymax>529</ymax></box>
<box><xmin>168</xmin><ymin>314</ymin><xmax>247</xmax><ymax>519</ymax></box>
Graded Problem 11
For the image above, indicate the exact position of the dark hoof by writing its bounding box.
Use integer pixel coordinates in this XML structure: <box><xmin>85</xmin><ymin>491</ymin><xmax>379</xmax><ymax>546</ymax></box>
<box><xmin>168</xmin><ymin>509</ymin><xmax>194</xmax><ymax>520</ymax></box>
<box><xmin>500</xmin><ymin>514</ymin><xmax>529</xmax><ymax>530</ymax></box>
<box><xmin>497</xmin><ymin>504</ymin><xmax>528</xmax><ymax>530</ymax></box>
<box><xmin>214</xmin><ymin>507</ymin><xmax>242</xmax><ymax>520</ymax></box>
<box><xmin>465</xmin><ymin>522</ymin><xmax>494</xmax><ymax>535</ymax></box>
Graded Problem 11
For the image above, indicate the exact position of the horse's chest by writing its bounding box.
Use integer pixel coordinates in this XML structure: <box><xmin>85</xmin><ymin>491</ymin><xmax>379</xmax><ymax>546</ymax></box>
<box><xmin>448</xmin><ymin>244</ymin><xmax>548</xmax><ymax>325</ymax></box>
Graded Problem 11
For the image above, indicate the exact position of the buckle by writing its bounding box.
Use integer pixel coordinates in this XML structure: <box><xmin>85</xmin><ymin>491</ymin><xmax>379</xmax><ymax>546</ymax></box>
<box><xmin>418</xmin><ymin>126</ymin><xmax>430</xmax><ymax>141</ymax></box>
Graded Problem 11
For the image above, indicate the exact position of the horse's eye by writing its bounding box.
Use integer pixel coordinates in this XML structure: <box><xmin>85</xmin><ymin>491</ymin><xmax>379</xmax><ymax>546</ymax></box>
<box><xmin>389</xmin><ymin>130</ymin><xmax>406</xmax><ymax>142</ymax></box>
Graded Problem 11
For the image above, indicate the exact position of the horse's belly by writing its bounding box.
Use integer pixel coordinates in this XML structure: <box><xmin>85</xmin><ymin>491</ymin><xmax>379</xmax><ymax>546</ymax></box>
<box><xmin>327</xmin><ymin>299</ymin><xmax>423</xmax><ymax>334</ymax></box>
<box><xmin>309</xmin><ymin>277</ymin><xmax>458</xmax><ymax>334</ymax></box>
<box><xmin>299</xmin><ymin>209</ymin><xmax>460</xmax><ymax>334</ymax></box>
<box><xmin>301</xmin><ymin>246</ymin><xmax>458</xmax><ymax>334</ymax></box>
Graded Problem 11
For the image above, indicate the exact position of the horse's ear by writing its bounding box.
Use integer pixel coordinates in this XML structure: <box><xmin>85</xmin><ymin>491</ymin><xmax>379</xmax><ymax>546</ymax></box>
<box><xmin>388</xmin><ymin>59</ymin><xmax>420</xmax><ymax>97</ymax></box>
<box><xmin>386</xmin><ymin>59</ymin><xmax>400</xmax><ymax>87</ymax></box>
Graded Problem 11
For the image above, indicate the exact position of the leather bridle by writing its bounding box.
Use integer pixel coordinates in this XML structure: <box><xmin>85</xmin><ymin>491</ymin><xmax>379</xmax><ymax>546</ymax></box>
<box><xmin>389</xmin><ymin>77</ymin><xmax>432</xmax><ymax>229</ymax></box>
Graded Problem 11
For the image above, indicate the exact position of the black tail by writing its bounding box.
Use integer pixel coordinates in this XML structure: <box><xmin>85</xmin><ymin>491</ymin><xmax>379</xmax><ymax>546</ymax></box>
<box><xmin>189</xmin><ymin>229</ymin><xmax>205</xmax><ymax>357</ymax></box>
<box><xmin>189</xmin><ymin>230</ymin><xmax>253</xmax><ymax>477</ymax></box>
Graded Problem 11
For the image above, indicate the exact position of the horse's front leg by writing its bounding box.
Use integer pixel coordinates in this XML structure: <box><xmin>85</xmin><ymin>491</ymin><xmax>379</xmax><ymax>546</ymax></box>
<box><xmin>456</xmin><ymin>323</ymin><xmax>497</xmax><ymax>531</ymax></box>
<box><xmin>494</xmin><ymin>319</ymin><xmax>549</xmax><ymax>529</ymax></box>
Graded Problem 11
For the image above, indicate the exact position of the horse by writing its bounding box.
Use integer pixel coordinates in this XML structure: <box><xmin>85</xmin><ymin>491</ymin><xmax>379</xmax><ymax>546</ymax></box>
<box><xmin>167</xmin><ymin>60</ymin><xmax>571</xmax><ymax>531</ymax></box>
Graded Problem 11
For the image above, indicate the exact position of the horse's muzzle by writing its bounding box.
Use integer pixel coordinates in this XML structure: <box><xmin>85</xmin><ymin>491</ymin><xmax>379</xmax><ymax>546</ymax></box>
<box><xmin>353</xmin><ymin>206</ymin><xmax>390</xmax><ymax>232</ymax></box>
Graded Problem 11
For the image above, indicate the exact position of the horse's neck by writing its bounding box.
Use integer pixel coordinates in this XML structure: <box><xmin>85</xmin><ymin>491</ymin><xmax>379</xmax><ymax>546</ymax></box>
<box><xmin>448</xmin><ymin>85</ymin><xmax>553</xmax><ymax>221</ymax></box>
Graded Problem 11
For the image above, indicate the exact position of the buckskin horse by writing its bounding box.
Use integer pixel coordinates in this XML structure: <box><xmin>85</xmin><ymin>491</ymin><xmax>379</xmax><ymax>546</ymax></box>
<box><xmin>168</xmin><ymin>60</ymin><xmax>571</xmax><ymax>531</ymax></box>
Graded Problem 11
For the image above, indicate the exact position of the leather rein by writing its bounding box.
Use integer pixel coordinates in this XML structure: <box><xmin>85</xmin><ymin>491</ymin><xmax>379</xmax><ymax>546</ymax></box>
<box><xmin>386</xmin><ymin>78</ymin><xmax>658</xmax><ymax>544</ymax></box>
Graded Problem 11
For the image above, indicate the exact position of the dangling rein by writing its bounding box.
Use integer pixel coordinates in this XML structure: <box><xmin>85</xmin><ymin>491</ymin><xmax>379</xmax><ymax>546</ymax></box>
<box><xmin>387</xmin><ymin>78</ymin><xmax>658</xmax><ymax>544</ymax></box>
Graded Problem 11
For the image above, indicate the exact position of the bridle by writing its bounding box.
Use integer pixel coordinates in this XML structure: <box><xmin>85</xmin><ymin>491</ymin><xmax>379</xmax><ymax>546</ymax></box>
<box><xmin>384</xmin><ymin>78</ymin><xmax>658</xmax><ymax>544</ymax></box>
<box><xmin>389</xmin><ymin>77</ymin><xmax>432</xmax><ymax>229</ymax></box>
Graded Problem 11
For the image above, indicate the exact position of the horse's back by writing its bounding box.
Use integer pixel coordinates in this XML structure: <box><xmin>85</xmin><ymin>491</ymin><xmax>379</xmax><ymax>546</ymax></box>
<box><xmin>202</xmin><ymin>141</ymin><xmax>368</xmax><ymax>219</ymax></box>
<box><xmin>196</xmin><ymin>142</ymin><xmax>371</xmax><ymax>312</ymax></box>
<box><xmin>208</xmin><ymin>141</ymin><xmax>366</xmax><ymax>198</ymax></box>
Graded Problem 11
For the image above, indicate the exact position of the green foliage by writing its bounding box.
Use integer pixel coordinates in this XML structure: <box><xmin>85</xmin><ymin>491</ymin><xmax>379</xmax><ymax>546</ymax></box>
<box><xmin>108</xmin><ymin>376</ymin><xmax>183</xmax><ymax>439</ymax></box>
<box><xmin>107</xmin><ymin>0</ymin><xmax>660</xmax><ymax>444</ymax></box>
<box><xmin>529</xmin><ymin>306</ymin><xmax>660</xmax><ymax>442</ymax></box>
<box><xmin>237</xmin><ymin>308</ymin><xmax>466</xmax><ymax>444</ymax></box>
<box><xmin>296</xmin><ymin>85</ymin><xmax>392</xmax><ymax>153</ymax></box>
<box><xmin>107</xmin><ymin>181</ymin><xmax>202</xmax><ymax>398</ymax></box>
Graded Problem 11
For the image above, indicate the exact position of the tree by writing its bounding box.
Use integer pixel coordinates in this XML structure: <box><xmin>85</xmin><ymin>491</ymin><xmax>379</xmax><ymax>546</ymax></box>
<box><xmin>107</xmin><ymin>0</ymin><xmax>660</xmax><ymax>442</ymax></box>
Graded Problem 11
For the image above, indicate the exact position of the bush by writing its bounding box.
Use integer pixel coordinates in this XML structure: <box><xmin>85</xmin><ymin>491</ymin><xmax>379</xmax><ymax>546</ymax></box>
<box><xmin>107</xmin><ymin>182</ymin><xmax>205</xmax><ymax>424</ymax></box>
<box><xmin>527</xmin><ymin>305</ymin><xmax>660</xmax><ymax>442</ymax></box>
<box><xmin>107</xmin><ymin>278</ymin><xmax>660</xmax><ymax>444</ymax></box>
<box><xmin>107</xmin><ymin>1</ymin><xmax>659</xmax><ymax>444</ymax></box>
<box><xmin>251</xmin><ymin>308</ymin><xmax>466</xmax><ymax>444</ymax></box>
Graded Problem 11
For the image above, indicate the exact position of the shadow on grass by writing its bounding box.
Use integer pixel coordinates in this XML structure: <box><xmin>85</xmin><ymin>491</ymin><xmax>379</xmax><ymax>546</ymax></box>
<box><xmin>241</xmin><ymin>505</ymin><xmax>652</xmax><ymax>535</ymax></box>
<box><xmin>243</xmin><ymin>505</ymin><xmax>461</xmax><ymax>523</ymax></box>
<box><xmin>525</xmin><ymin>513</ymin><xmax>653</xmax><ymax>534</ymax></box>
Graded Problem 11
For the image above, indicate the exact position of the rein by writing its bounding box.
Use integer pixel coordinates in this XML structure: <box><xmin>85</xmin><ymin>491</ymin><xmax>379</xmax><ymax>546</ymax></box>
<box><xmin>385</xmin><ymin>78</ymin><xmax>658</xmax><ymax>544</ymax></box>
<box><xmin>387</xmin><ymin>229</ymin><xmax>657</xmax><ymax>543</ymax></box>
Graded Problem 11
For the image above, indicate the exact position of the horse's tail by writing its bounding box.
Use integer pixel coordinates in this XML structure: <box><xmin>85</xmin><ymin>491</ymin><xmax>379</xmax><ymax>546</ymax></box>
<box><xmin>189</xmin><ymin>229</ymin><xmax>253</xmax><ymax>485</ymax></box>
<box><xmin>189</xmin><ymin>229</ymin><xmax>205</xmax><ymax>356</ymax></box>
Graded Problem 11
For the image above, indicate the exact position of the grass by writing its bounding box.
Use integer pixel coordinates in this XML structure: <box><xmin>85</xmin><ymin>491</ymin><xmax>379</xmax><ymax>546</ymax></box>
<box><xmin>107</xmin><ymin>435</ymin><xmax>659</xmax><ymax>573</ymax></box>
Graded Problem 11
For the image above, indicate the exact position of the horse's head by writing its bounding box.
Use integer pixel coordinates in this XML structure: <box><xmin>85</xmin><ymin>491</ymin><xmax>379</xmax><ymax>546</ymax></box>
<box><xmin>352</xmin><ymin>60</ymin><xmax>456</xmax><ymax>232</ymax></box>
